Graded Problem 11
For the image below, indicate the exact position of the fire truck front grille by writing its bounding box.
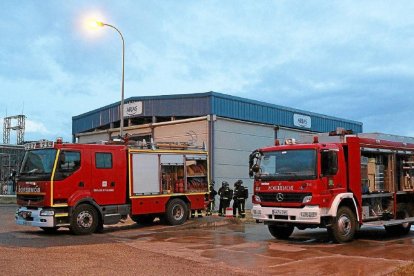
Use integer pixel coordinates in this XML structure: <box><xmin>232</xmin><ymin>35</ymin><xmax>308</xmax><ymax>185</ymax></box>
<box><xmin>17</xmin><ymin>195</ymin><xmax>44</xmax><ymax>205</ymax></box>
<box><xmin>257</xmin><ymin>192</ymin><xmax>311</xmax><ymax>203</ymax></box>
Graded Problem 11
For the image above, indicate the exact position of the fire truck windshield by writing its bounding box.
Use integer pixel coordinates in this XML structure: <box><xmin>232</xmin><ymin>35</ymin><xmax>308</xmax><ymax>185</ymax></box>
<box><xmin>20</xmin><ymin>149</ymin><xmax>57</xmax><ymax>175</ymax></box>
<box><xmin>259</xmin><ymin>149</ymin><xmax>317</xmax><ymax>181</ymax></box>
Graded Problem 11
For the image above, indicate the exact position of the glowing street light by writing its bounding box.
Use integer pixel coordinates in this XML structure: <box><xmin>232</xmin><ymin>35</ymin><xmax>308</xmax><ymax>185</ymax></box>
<box><xmin>92</xmin><ymin>20</ymin><xmax>126</xmax><ymax>138</ymax></box>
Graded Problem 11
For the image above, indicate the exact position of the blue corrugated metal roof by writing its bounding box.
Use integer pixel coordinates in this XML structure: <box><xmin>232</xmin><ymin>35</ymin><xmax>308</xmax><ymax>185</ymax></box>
<box><xmin>210</xmin><ymin>92</ymin><xmax>362</xmax><ymax>133</ymax></box>
<box><xmin>72</xmin><ymin>91</ymin><xmax>362</xmax><ymax>135</ymax></box>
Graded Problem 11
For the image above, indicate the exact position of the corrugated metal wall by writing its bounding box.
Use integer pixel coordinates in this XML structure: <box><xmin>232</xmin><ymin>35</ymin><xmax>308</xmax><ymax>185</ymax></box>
<box><xmin>73</xmin><ymin>94</ymin><xmax>212</xmax><ymax>135</ymax></box>
<box><xmin>277</xmin><ymin>127</ymin><xmax>315</xmax><ymax>143</ymax></box>
<box><xmin>213</xmin><ymin>118</ymin><xmax>275</xmax><ymax>209</ymax></box>
<box><xmin>210</xmin><ymin>93</ymin><xmax>362</xmax><ymax>133</ymax></box>
<box><xmin>144</xmin><ymin>96</ymin><xmax>211</xmax><ymax>117</ymax></box>
<box><xmin>72</xmin><ymin>104</ymin><xmax>119</xmax><ymax>135</ymax></box>
<box><xmin>73</xmin><ymin>92</ymin><xmax>363</xmax><ymax>136</ymax></box>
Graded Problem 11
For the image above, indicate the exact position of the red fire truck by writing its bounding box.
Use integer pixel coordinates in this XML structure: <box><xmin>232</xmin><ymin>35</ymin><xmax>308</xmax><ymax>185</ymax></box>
<box><xmin>250</xmin><ymin>130</ymin><xmax>414</xmax><ymax>243</ymax></box>
<box><xmin>15</xmin><ymin>139</ymin><xmax>209</xmax><ymax>234</ymax></box>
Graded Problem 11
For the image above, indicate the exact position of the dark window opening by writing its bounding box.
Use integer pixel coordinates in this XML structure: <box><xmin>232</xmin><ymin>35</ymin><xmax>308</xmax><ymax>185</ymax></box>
<box><xmin>259</xmin><ymin>149</ymin><xmax>317</xmax><ymax>181</ymax></box>
<box><xmin>58</xmin><ymin>151</ymin><xmax>81</xmax><ymax>172</ymax></box>
<box><xmin>96</xmin><ymin>153</ymin><xmax>113</xmax><ymax>169</ymax></box>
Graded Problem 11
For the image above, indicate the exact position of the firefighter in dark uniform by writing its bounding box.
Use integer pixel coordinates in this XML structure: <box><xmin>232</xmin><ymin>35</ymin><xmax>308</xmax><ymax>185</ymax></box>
<box><xmin>206</xmin><ymin>181</ymin><xmax>217</xmax><ymax>216</ymax></box>
<box><xmin>218</xmin><ymin>181</ymin><xmax>232</xmax><ymax>216</ymax></box>
<box><xmin>233</xmin><ymin>180</ymin><xmax>248</xmax><ymax>218</ymax></box>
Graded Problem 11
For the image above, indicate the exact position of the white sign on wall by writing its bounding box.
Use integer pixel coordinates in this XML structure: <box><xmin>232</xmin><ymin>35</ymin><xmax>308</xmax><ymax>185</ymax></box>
<box><xmin>293</xmin><ymin>114</ymin><xmax>311</xmax><ymax>128</ymax></box>
<box><xmin>123</xmin><ymin>101</ymin><xmax>143</xmax><ymax>117</ymax></box>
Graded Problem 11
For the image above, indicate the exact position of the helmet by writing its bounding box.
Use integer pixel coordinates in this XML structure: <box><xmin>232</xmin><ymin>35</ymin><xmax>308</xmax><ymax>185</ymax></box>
<box><xmin>235</xmin><ymin>180</ymin><xmax>243</xmax><ymax>187</ymax></box>
<box><xmin>210</xmin><ymin>181</ymin><xmax>215</xmax><ymax>187</ymax></box>
<box><xmin>222</xmin><ymin>181</ymin><xmax>229</xmax><ymax>187</ymax></box>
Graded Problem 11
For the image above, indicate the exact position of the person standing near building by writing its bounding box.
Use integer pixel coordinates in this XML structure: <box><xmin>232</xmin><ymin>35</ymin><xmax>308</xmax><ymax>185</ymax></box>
<box><xmin>232</xmin><ymin>180</ymin><xmax>241</xmax><ymax>218</ymax></box>
<box><xmin>206</xmin><ymin>181</ymin><xmax>217</xmax><ymax>216</ymax></box>
<box><xmin>218</xmin><ymin>181</ymin><xmax>232</xmax><ymax>216</ymax></box>
<box><xmin>218</xmin><ymin>181</ymin><xmax>226</xmax><ymax>216</ymax></box>
<box><xmin>232</xmin><ymin>180</ymin><xmax>248</xmax><ymax>218</ymax></box>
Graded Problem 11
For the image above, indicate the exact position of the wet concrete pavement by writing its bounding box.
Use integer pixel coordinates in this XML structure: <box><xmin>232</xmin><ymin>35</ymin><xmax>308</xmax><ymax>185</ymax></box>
<box><xmin>1</xmin><ymin>204</ymin><xmax>414</xmax><ymax>275</ymax></box>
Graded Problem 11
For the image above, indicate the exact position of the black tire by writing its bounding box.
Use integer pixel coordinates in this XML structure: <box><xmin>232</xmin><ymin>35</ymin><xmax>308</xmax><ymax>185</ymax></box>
<box><xmin>329</xmin><ymin>206</ymin><xmax>357</xmax><ymax>243</ymax></box>
<box><xmin>95</xmin><ymin>221</ymin><xmax>104</xmax><ymax>234</ymax></box>
<box><xmin>40</xmin><ymin>227</ymin><xmax>60</xmax><ymax>234</ymax></box>
<box><xmin>268</xmin><ymin>224</ymin><xmax>294</xmax><ymax>239</ymax></box>
<box><xmin>131</xmin><ymin>215</ymin><xmax>155</xmax><ymax>225</ymax></box>
<box><xmin>385</xmin><ymin>204</ymin><xmax>411</xmax><ymax>236</ymax></box>
<box><xmin>165</xmin><ymin>198</ymin><xmax>188</xmax><ymax>225</ymax></box>
<box><xmin>70</xmin><ymin>204</ymin><xmax>98</xmax><ymax>235</ymax></box>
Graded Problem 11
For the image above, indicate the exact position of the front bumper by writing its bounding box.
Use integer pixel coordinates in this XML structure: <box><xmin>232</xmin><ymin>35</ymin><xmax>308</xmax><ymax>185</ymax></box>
<box><xmin>15</xmin><ymin>207</ymin><xmax>55</xmax><ymax>228</ymax></box>
<box><xmin>251</xmin><ymin>204</ymin><xmax>322</xmax><ymax>224</ymax></box>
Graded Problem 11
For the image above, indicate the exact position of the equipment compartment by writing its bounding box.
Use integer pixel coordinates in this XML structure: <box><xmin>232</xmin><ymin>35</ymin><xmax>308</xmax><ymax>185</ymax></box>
<box><xmin>361</xmin><ymin>193</ymin><xmax>394</xmax><ymax>221</ymax></box>
<box><xmin>161</xmin><ymin>165</ymin><xmax>184</xmax><ymax>193</ymax></box>
<box><xmin>361</xmin><ymin>149</ymin><xmax>414</xmax><ymax>193</ymax></box>
<box><xmin>185</xmin><ymin>158</ymin><xmax>208</xmax><ymax>193</ymax></box>
<box><xmin>400</xmin><ymin>157</ymin><xmax>414</xmax><ymax>191</ymax></box>
<box><xmin>361</xmin><ymin>153</ymin><xmax>391</xmax><ymax>193</ymax></box>
<box><xmin>131</xmin><ymin>152</ymin><xmax>208</xmax><ymax>195</ymax></box>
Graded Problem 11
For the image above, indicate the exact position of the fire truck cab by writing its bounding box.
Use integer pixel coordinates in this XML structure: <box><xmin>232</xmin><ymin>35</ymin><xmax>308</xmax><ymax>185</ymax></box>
<box><xmin>15</xmin><ymin>139</ymin><xmax>209</xmax><ymax>234</ymax></box>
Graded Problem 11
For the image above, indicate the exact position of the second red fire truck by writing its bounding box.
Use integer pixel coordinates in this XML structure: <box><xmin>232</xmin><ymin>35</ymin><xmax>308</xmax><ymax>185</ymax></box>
<box><xmin>15</xmin><ymin>139</ymin><xmax>209</xmax><ymax>234</ymax></box>
<box><xmin>250</xmin><ymin>130</ymin><xmax>414</xmax><ymax>243</ymax></box>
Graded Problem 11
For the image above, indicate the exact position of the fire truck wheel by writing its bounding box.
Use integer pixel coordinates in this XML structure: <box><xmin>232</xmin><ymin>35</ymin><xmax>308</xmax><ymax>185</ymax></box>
<box><xmin>40</xmin><ymin>227</ymin><xmax>60</xmax><ymax>234</ymax></box>
<box><xmin>70</xmin><ymin>204</ymin><xmax>98</xmax><ymax>235</ymax></box>
<box><xmin>131</xmin><ymin>215</ymin><xmax>155</xmax><ymax>225</ymax></box>
<box><xmin>329</xmin><ymin>206</ymin><xmax>357</xmax><ymax>243</ymax></box>
<box><xmin>166</xmin><ymin>198</ymin><xmax>188</xmax><ymax>225</ymax></box>
<box><xmin>95</xmin><ymin>221</ymin><xmax>104</xmax><ymax>234</ymax></box>
<box><xmin>268</xmin><ymin>224</ymin><xmax>294</xmax><ymax>239</ymax></box>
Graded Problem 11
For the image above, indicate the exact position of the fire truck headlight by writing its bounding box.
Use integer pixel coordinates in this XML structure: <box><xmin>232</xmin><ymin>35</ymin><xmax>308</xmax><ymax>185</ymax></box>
<box><xmin>252</xmin><ymin>209</ymin><xmax>261</xmax><ymax>215</ymax></box>
<box><xmin>302</xmin><ymin>195</ymin><xmax>312</xmax><ymax>203</ymax></box>
<box><xmin>40</xmin><ymin>210</ymin><xmax>54</xmax><ymax>216</ymax></box>
<box><xmin>253</xmin><ymin>195</ymin><xmax>261</xmax><ymax>203</ymax></box>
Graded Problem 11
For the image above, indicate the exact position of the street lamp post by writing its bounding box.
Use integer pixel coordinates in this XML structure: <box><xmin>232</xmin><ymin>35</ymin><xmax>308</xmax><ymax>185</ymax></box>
<box><xmin>94</xmin><ymin>21</ymin><xmax>125</xmax><ymax>138</ymax></box>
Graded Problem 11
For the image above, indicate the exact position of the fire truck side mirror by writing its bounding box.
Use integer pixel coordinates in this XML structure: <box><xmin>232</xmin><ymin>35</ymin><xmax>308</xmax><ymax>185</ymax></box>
<box><xmin>249</xmin><ymin>164</ymin><xmax>260</xmax><ymax>177</ymax></box>
<box><xmin>321</xmin><ymin>150</ymin><xmax>338</xmax><ymax>176</ymax></box>
<box><xmin>249</xmin><ymin>150</ymin><xmax>262</xmax><ymax>177</ymax></box>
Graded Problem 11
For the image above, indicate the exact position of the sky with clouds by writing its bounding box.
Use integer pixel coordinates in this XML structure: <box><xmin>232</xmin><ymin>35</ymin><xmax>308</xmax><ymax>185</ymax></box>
<box><xmin>1</xmin><ymin>1</ymin><xmax>414</xmax><ymax>143</ymax></box>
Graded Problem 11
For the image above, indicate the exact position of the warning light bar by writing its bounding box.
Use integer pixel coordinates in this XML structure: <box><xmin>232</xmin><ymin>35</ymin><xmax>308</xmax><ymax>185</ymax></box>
<box><xmin>24</xmin><ymin>140</ymin><xmax>55</xmax><ymax>150</ymax></box>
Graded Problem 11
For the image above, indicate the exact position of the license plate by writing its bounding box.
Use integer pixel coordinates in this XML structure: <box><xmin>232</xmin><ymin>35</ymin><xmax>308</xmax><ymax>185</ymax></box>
<box><xmin>272</xmin><ymin>209</ymin><xmax>288</xmax><ymax>216</ymax></box>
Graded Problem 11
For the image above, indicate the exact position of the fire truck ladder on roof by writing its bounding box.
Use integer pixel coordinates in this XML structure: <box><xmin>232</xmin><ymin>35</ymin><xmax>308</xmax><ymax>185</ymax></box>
<box><xmin>3</xmin><ymin>115</ymin><xmax>26</xmax><ymax>145</ymax></box>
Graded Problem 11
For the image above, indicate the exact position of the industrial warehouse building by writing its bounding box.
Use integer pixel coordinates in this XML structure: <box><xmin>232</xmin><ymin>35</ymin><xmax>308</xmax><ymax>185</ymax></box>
<box><xmin>72</xmin><ymin>92</ymin><xmax>363</xmax><ymax>207</ymax></box>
